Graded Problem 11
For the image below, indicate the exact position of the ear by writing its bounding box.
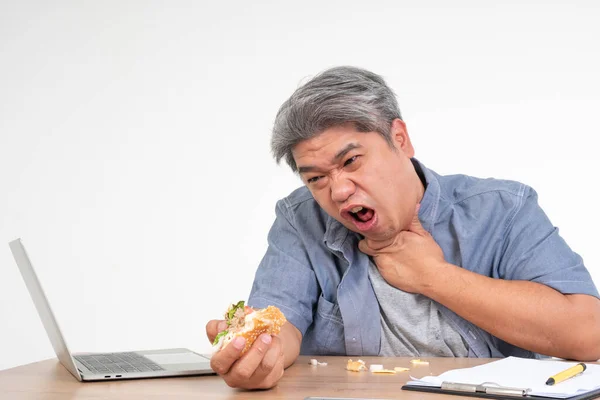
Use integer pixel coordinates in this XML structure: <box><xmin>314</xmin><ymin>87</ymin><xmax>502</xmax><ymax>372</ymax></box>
<box><xmin>390</xmin><ymin>118</ymin><xmax>415</xmax><ymax>157</ymax></box>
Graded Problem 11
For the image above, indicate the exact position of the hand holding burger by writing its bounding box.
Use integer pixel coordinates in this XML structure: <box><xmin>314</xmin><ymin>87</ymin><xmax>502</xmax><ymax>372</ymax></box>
<box><xmin>206</xmin><ymin>301</ymin><xmax>287</xmax><ymax>389</ymax></box>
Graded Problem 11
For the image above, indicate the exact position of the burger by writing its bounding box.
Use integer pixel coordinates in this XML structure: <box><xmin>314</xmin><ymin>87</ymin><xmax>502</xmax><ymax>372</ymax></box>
<box><xmin>212</xmin><ymin>301</ymin><xmax>286</xmax><ymax>355</ymax></box>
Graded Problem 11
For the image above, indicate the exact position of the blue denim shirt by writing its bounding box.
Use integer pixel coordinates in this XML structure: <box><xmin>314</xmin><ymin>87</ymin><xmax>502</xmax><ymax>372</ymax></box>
<box><xmin>248</xmin><ymin>160</ymin><xmax>599</xmax><ymax>357</ymax></box>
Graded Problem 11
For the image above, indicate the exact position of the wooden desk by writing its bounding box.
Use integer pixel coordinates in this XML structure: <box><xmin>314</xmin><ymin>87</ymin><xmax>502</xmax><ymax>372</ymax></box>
<box><xmin>0</xmin><ymin>355</ymin><xmax>499</xmax><ymax>399</ymax></box>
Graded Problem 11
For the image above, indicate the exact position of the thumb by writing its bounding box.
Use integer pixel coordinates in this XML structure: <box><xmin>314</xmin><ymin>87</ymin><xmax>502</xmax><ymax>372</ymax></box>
<box><xmin>206</xmin><ymin>319</ymin><xmax>228</xmax><ymax>343</ymax></box>
<box><xmin>408</xmin><ymin>204</ymin><xmax>427</xmax><ymax>235</ymax></box>
<box><xmin>358</xmin><ymin>239</ymin><xmax>377</xmax><ymax>256</ymax></box>
<box><xmin>359</xmin><ymin>236</ymin><xmax>396</xmax><ymax>253</ymax></box>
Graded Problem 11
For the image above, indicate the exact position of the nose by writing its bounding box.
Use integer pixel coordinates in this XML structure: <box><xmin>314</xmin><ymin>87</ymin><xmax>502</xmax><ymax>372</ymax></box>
<box><xmin>330</xmin><ymin>175</ymin><xmax>356</xmax><ymax>203</ymax></box>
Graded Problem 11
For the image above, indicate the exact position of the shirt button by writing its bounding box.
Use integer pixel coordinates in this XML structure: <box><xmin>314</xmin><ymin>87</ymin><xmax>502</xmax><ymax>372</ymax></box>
<box><xmin>352</xmin><ymin>337</ymin><xmax>356</xmax><ymax>341</ymax></box>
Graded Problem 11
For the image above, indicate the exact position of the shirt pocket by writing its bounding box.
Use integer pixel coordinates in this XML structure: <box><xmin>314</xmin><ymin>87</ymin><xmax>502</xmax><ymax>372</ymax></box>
<box><xmin>314</xmin><ymin>295</ymin><xmax>346</xmax><ymax>355</ymax></box>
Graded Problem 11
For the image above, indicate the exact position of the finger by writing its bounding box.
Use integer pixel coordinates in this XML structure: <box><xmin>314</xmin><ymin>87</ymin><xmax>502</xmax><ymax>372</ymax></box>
<box><xmin>255</xmin><ymin>348</ymin><xmax>285</xmax><ymax>390</ymax></box>
<box><xmin>407</xmin><ymin>203</ymin><xmax>427</xmax><ymax>235</ymax></box>
<box><xmin>227</xmin><ymin>334</ymin><xmax>272</xmax><ymax>384</ymax></box>
<box><xmin>206</xmin><ymin>319</ymin><xmax>228</xmax><ymax>343</ymax></box>
<box><xmin>210</xmin><ymin>336</ymin><xmax>246</xmax><ymax>376</ymax></box>
<box><xmin>248</xmin><ymin>336</ymin><xmax>282</xmax><ymax>383</ymax></box>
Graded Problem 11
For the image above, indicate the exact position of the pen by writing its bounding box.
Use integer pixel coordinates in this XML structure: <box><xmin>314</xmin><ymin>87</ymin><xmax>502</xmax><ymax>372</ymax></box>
<box><xmin>545</xmin><ymin>363</ymin><xmax>587</xmax><ymax>385</ymax></box>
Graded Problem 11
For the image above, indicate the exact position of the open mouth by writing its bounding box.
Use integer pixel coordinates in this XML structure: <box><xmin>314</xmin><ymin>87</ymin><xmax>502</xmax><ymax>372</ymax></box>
<box><xmin>348</xmin><ymin>206</ymin><xmax>375</xmax><ymax>223</ymax></box>
<box><xmin>343</xmin><ymin>205</ymin><xmax>378</xmax><ymax>232</ymax></box>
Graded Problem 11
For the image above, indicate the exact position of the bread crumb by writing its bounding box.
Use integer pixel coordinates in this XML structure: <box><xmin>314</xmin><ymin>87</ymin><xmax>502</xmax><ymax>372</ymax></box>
<box><xmin>369</xmin><ymin>364</ymin><xmax>383</xmax><ymax>371</ymax></box>
<box><xmin>346</xmin><ymin>359</ymin><xmax>367</xmax><ymax>372</ymax></box>
<box><xmin>410</xmin><ymin>359</ymin><xmax>429</xmax><ymax>365</ymax></box>
<box><xmin>394</xmin><ymin>367</ymin><xmax>410</xmax><ymax>372</ymax></box>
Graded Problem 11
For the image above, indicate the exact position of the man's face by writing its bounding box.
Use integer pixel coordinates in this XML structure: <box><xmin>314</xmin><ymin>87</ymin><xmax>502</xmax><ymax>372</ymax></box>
<box><xmin>292</xmin><ymin>119</ymin><xmax>424</xmax><ymax>242</ymax></box>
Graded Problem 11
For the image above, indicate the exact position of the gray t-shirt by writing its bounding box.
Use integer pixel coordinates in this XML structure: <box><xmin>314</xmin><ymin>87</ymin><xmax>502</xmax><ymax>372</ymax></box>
<box><xmin>368</xmin><ymin>261</ymin><xmax>469</xmax><ymax>357</ymax></box>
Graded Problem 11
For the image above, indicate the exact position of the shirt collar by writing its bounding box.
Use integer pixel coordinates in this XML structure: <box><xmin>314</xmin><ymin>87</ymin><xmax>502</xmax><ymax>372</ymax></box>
<box><xmin>415</xmin><ymin>158</ymin><xmax>441</xmax><ymax>234</ymax></box>
<box><xmin>323</xmin><ymin>158</ymin><xmax>441</xmax><ymax>251</ymax></box>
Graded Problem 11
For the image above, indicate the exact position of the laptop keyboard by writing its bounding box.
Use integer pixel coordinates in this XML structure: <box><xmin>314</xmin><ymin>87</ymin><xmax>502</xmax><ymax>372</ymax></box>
<box><xmin>74</xmin><ymin>352</ymin><xmax>165</xmax><ymax>374</ymax></box>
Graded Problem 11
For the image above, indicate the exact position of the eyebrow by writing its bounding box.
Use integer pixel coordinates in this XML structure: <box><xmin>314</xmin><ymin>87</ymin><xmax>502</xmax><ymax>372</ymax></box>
<box><xmin>297</xmin><ymin>143</ymin><xmax>362</xmax><ymax>174</ymax></box>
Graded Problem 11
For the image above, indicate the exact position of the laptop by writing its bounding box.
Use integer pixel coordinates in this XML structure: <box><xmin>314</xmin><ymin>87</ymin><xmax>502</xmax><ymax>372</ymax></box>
<box><xmin>8</xmin><ymin>238</ymin><xmax>215</xmax><ymax>381</ymax></box>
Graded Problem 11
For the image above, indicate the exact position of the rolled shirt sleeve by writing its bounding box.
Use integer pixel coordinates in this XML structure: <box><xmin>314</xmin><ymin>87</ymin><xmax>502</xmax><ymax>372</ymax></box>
<box><xmin>498</xmin><ymin>186</ymin><xmax>599</xmax><ymax>298</ymax></box>
<box><xmin>248</xmin><ymin>199</ymin><xmax>319</xmax><ymax>336</ymax></box>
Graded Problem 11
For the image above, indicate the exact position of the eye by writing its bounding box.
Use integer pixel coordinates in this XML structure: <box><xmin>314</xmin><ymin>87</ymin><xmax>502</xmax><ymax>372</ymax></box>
<box><xmin>344</xmin><ymin>155</ymin><xmax>358</xmax><ymax>167</ymax></box>
<box><xmin>307</xmin><ymin>176</ymin><xmax>323</xmax><ymax>184</ymax></box>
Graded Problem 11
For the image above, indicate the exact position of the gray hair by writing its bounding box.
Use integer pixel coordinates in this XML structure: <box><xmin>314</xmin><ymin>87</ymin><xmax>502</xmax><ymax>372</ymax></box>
<box><xmin>271</xmin><ymin>66</ymin><xmax>402</xmax><ymax>172</ymax></box>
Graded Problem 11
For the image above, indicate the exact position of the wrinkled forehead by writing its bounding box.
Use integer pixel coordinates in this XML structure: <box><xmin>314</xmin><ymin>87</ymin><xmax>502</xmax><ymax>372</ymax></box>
<box><xmin>292</xmin><ymin>127</ymin><xmax>367</xmax><ymax>171</ymax></box>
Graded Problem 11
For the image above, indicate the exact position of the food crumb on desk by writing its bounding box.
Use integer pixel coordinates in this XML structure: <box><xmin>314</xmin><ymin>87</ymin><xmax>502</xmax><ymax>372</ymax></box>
<box><xmin>410</xmin><ymin>359</ymin><xmax>429</xmax><ymax>365</ymax></box>
<box><xmin>309</xmin><ymin>358</ymin><xmax>328</xmax><ymax>366</ymax></box>
<box><xmin>346</xmin><ymin>359</ymin><xmax>367</xmax><ymax>372</ymax></box>
<box><xmin>394</xmin><ymin>367</ymin><xmax>410</xmax><ymax>372</ymax></box>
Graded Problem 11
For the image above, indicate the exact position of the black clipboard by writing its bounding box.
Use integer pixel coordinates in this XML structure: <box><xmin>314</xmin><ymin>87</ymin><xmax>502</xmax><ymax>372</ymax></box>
<box><xmin>402</xmin><ymin>384</ymin><xmax>600</xmax><ymax>400</ymax></box>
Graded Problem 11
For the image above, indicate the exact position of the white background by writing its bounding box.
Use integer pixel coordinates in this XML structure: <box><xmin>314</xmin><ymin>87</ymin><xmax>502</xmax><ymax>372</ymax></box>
<box><xmin>1</xmin><ymin>1</ymin><xmax>599</xmax><ymax>371</ymax></box>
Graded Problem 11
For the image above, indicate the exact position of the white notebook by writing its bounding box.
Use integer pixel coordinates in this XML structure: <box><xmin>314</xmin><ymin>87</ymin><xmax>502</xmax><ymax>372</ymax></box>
<box><xmin>405</xmin><ymin>357</ymin><xmax>600</xmax><ymax>399</ymax></box>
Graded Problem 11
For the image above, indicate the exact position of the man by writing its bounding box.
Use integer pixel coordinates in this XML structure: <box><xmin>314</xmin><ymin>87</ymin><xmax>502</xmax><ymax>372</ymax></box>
<box><xmin>206</xmin><ymin>66</ymin><xmax>600</xmax><ymax>389</ymax></box>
